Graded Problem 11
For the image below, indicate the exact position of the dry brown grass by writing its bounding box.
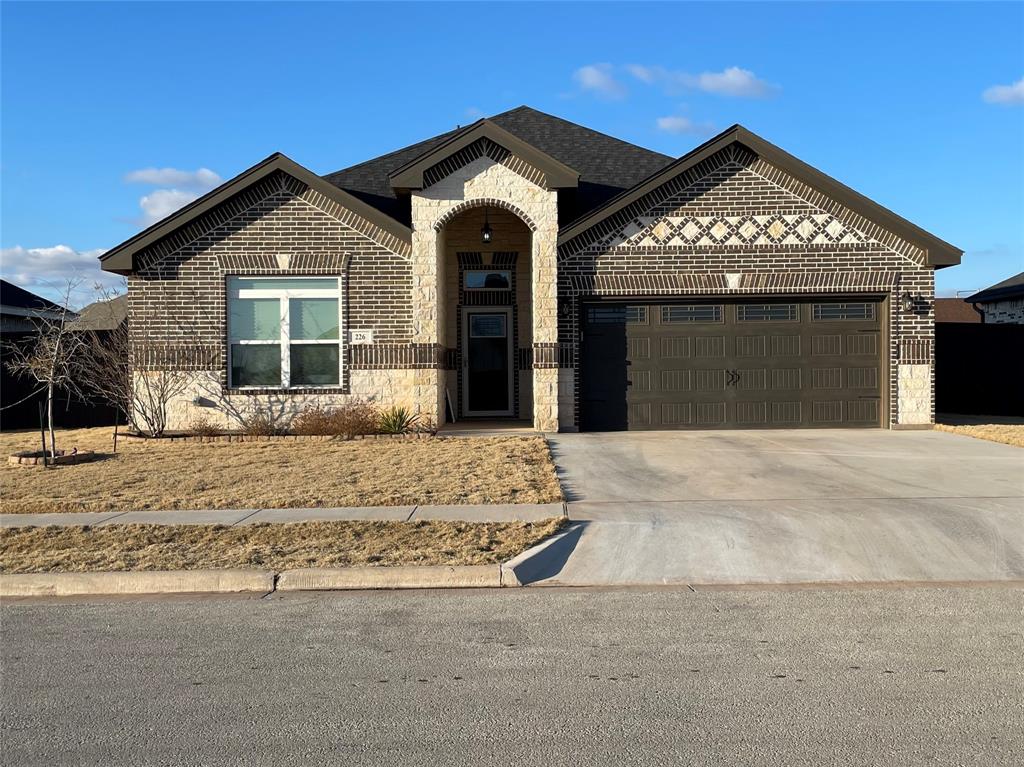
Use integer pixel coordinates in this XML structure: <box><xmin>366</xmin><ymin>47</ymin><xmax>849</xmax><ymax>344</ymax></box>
<box><xmin>0</xmin><ymin>427</ymin><xmax>563</xmax><ymax>514</ymax></box>
<box><xmin>0</xmin><ymin>518</ymin><xmax>566</xmax><ymax>574</ymax></box>
<box><xmin>934</xmin><ymin>423</ymin><xmax>1024</xmax><ymax>448</ymax></box>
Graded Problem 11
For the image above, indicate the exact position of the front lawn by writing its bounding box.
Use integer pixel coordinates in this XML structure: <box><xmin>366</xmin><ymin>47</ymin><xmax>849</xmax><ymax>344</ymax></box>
<box><xmin>0</xmin><ymin>518</ymin><xmax>566</xmax><ymax>573</ymax></box>
<box><xmin>934</xmin><ymin>423</ymin><xmax>1024</xmax><ymax>448</ymax></box>
<box><xmin>0</xmin><ymin>427</ymin><xmax>563</xmax><ymax>514</ymax></box>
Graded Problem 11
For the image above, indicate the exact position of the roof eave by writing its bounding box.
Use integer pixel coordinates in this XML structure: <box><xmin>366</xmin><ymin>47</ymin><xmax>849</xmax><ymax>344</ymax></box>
<box><xmin>969</xmin><ymin>285</ymin><xmax>1024</xmax><ymax>304</ymax></box>
<box><xmin>100</xmin><ymin>153</ymin><xmax>412</xmax><ymax>274</ymax></box>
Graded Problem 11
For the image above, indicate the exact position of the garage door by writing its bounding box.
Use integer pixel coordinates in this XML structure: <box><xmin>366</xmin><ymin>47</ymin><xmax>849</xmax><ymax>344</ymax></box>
<box><xmin>580</xmin><ymin>299</ymin><xmax>884</xmax><ymax>430</ymax></box>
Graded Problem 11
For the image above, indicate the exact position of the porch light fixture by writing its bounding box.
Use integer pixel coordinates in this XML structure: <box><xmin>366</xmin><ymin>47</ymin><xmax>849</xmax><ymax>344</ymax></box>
<box><xmin>901</xmin><ymin>292</ymin><xmax>916</xmax><ymax>312</ymax></box>
<box><xmin>481</xmin><ymin>208</ymin><xmax>493</xmax><ymax>244</ymax></box>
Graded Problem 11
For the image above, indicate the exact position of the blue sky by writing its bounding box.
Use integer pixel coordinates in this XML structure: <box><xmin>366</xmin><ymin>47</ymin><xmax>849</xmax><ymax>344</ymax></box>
<box><xmin>2</xmin><ymin>1</ymin><xmax>1022</xmax><ymax>306</ymax></box>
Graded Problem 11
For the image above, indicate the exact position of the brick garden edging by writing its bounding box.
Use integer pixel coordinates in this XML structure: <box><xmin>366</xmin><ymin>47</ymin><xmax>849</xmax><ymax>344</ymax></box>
<box><xmin>119</xmin><ymin>432</ymin><xmax>436</xmax><ymax>444</ymax></box>
<box><xmin>8</xmin><ymin>450</ymin><xmax>98</xmax><ymax>467</ymax></box>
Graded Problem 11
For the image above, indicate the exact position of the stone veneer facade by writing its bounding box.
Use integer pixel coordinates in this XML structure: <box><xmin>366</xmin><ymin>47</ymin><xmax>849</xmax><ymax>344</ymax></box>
<box><xmin>127</xmin><ymin>141</ymin><xmax>936</xmax><ymax>432</ymax></box>
<box><xmin>410</xmin><ymin>156</ymin><xmax>560</xmax><ymax>431</ymax></box>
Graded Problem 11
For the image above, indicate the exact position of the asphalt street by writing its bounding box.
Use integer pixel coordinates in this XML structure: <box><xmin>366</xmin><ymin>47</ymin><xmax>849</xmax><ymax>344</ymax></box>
<box><xmin>3</xmin><ymin>586</ymin><xmax>1022</xmax><ymax>766</ymax></box>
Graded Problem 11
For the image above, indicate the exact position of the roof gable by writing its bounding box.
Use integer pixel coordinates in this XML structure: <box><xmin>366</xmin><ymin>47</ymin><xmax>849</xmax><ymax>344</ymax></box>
<box><xmin>324</xmin><ymin>106</ymin><xmax>674</xmax><ymax>226</ymax></box>
<box><xmin>100</xmin><ymin>154</ymin><xmax>412</xmax><ymax>274</ymax></box>
<box><xmin>558</xmin><ymin>125</ymin><xmax>962</xmax><ymax>267</ymax></box>
<box><xmin>389</xmin><ymin>119</ymin><xmax>580</xmax><ymax>191</ymax></box>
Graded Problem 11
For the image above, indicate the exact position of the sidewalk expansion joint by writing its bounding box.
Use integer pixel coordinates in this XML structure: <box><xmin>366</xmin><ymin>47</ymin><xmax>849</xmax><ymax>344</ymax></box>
<box><xmin>231</xmin><ymin>509</ymin><xmax>265</xmax><ymax>527</ymax></box>
<box><xmin>405</xmin><ymin>506</ymin><xmax>418</xmax><ymax>522</ymax></box>
<box><xmin>98</xmin><ymin>511</ymin><xmax>130</xmax><ymax>525</ymax></box>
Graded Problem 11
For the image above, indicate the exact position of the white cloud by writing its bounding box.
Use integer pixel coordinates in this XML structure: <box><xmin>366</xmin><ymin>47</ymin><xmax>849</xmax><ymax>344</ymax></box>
<box><xmin>137</xmin><ymin>188</ymin><xmax>201</xmax><ymax>225</ymax></box>
<box><xmin>690</xmin><ymin>66</ymin><xmax>776</xmax><ymax>98</ymax></box>
<box><xmin>0</xmin><ymin>245</ymin><xmax>123</xmax><ymax>307</ymax></box>
<box><xmin>656</xmin><ymin>116</ymin><xmax>716</xmax><ymax>135</ymax></box>
<box><xmin>628</xmin><ymin>64</ymin><xmax>778</xmax><ymax>98</ymax></box>
<box><xmin>124</xmin><ymin>167</ymin><xmax>222</xmax><ymax>188</ymax></box>
<box><xmin>626</xmin><ymin>64</ymin><xmax>656</xmax><ymax>84</ymax></box>
<box><xmin>122</xmin><ymin>165</ymin><xmax>221</xmax><ymax>226</ymax></box>
<box><xmin>573</xmin><ymin>64</ymin><xmax>627</xmax><ymax>99</ymax></box>
<box><xmin>982</xmin><ymin>77</ymin><xmax>1024</xmax><ymax>105</ymax></box>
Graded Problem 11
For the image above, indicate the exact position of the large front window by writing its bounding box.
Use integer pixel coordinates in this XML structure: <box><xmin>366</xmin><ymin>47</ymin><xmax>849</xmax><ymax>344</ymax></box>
<box><xmin>228</xmin><ymin>277</ymin><xmax>341</xmax><ymax>388</ymax></box>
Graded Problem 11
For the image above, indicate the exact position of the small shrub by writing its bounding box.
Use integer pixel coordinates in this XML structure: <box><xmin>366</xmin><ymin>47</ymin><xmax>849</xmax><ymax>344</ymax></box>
<box><xmin>290</xmin><ymin>402</ymin><xmax>380</xmax><ymax>437</ymax></box>
<box><xmin>414</xmin><ymin>415</ymin><xmax>437</xmax><ymax>434</ymax></box>
<box><xmin>240</xmin><ymin>410</ymin><xmax>287</xmax><ymax>436</ymax></box>
<box><xmin>187</xmin><ymin>415</ymin><xmax>220</xmax><ymax>437</ymax></box>
<box><xmin>378</xmin><ymin>405</ymin><xmax>420</xmax><ymax>434</ymax></box>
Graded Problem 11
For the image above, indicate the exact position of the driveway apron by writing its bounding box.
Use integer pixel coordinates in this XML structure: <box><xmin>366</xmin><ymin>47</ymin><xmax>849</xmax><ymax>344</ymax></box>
<box><xmin>541</xmin><ymin>429</ymin><xmax>1024</xmax><ymax>585</ymax></box>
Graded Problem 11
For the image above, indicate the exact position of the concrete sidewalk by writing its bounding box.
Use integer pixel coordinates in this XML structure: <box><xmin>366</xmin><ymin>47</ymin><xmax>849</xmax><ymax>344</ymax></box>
<box><xmin>0</xmin><ymin>502</ymin><xmax>565</xmax><ymax>528</ymax></box>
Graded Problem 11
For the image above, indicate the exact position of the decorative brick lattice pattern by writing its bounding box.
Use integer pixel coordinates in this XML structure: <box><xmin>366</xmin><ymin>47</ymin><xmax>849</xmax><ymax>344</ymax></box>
<box><xmin>557</xmin><ymin>146</ymin><xmax>935</xmax><ymax>428</ymax></box>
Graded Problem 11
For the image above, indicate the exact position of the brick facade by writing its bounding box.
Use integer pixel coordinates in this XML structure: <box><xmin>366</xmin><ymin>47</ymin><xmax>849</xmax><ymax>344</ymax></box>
<box><xmin>557</xmin><ymin>145</ymin><xmax>935</xmax><ymax>429</ymax></box>
<box><xmin>128</xmin><ymin>171</ymin><xmax>419</xmax><ymax>429</ymax></box>
<box><xmin>123</xmin><ymin>139</ymin><xmax>940</xmax><ymax>432</ymax></box>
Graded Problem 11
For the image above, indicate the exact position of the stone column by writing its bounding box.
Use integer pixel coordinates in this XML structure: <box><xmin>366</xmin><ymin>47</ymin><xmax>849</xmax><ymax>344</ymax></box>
<box><xmin>531</xmin><ymin>210</ymin><xmax>560</xmax><ymax>432</ymax></box>
<box><xmin>409</xmin><ymin>202</ymin><xmax>444</xmax><ymax>425</ymax></box>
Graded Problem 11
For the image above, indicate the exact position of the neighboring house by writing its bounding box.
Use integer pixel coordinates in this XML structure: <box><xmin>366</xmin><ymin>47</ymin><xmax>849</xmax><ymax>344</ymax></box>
<box><xmin>99</xmin><ymin>106</ymin><xmax>962</xmax><ymax>432</ymax></box>
<box><xmin>71</xmin><ymin>294</ymin><xmax>128</xmax><ymax>331</ymax></box>
<box><xmin>0</xmin><ymin>279</ymin><xmax>72</xmax><ymax>333</ymax></box>
<box><xmin>934</xmin><ymin>297</ymin><xmax>981</xmax><ymax>324</ymax></box>
<box><xmin>966</xmin><ymin>271</ymin><xmax>1024</xmax><ymax>324</ymax></box>
<box><xmin>0</xmin><ymin>280</ymin><xmax>98</xmax><ymax>431</ymax></box>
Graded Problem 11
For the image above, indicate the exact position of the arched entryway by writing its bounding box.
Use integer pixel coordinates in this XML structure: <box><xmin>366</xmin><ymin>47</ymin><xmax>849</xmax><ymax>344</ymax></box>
<box><xmin>436</xmin><ymin>204</ymin><xmax>533</xmax><ymax>421</ymax></box>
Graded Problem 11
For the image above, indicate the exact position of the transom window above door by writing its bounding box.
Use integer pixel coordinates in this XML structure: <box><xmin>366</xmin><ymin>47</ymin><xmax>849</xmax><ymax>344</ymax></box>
<box><xmin>464</xmin><ymin>270</ymin><xmax>512</xmax><ymax>290</ymax></box>
<box><xmin>227</xmin><ymin>276</ymin><xmax>341</xmax><ymax>389</ymax></box>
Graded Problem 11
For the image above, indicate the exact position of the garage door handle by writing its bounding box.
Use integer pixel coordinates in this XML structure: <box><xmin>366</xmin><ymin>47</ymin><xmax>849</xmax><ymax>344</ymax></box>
<box><xmin>727</xmin><ymin>370</ymin><xmax>740</xmax><ymax>386</ymax></box>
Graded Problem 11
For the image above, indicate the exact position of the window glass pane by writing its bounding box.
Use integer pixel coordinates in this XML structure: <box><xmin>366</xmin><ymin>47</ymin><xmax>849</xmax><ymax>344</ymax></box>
<box><xmin>465</xmin><ymin>270</ymin><xmax>511</xmax><ymax>290</ymax></box>
<box><xmin>290</xmin><ymin>345</ymin><xmax>340</xmax><ymax>386</ymax></box>
<box><xmin>230</xmin><ymin>298</ymin><xmax>281</xmax><ymax>340</ymax></box>
<box><xmin>813</xmin><ymin>303</ymin><xmax>875</xmax><ymax>321</ymax></box>
<box><xmin>231</xmin><ymin>344</ymin><xmax>281</xmax><ymax>387</ymax></box>
<box><xmin>626</xmin><ymin>306</ymin><xmax>648</xmax><ymax>324</ymax></box>
<box><xmin>231</xmin><ymin>277</ymin><xmax>338</xmax><ymax>292</ymax></box>
<box><xmin>737</xmin><ymin>304</ymin><xmax>798</xmax><ymax>322</ymax></box>
<box><xmin>291</xmin><ymin>298</ymin><xmax>339</xmax><ymax>340</ymax></box>
<box><xmin>587</xmin><ymin>306</ymin><xmax>625</xmax><ymax>324</ymax></box>
<box><xmin>661</xmin><ymin>305</ymin><xmax>723</xmax><ymax>323</ymax></box>
<box><xmin>469</xmin><ymin>314</ymin><xmax>506</xmax><ymax>337</ymax></box>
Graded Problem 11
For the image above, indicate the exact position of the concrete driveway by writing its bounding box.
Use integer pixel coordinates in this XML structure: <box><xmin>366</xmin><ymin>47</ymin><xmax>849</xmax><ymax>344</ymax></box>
<box><xmin>532</xmin><ymin>429</ymin><xmax>1023</xmax><ymax>586</ymax></box>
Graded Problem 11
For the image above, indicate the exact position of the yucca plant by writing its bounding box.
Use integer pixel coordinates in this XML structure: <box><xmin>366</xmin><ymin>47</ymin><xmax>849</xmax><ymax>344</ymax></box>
<box><xmin>378</xmin><ymin>405</ymin><xmax>420</xmax><ymax>434</ymax></box>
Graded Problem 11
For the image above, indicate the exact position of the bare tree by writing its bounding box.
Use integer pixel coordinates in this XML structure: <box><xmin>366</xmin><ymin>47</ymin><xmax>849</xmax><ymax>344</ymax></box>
<box><xmin>4</xmin><ymin>280</ymin><xmax>88</xmax><ymax>458</ymax></box>
<box><xmin>77</xmin><ymin>283</ymin><xmax>192</xmax><ymax>437</ymax></box>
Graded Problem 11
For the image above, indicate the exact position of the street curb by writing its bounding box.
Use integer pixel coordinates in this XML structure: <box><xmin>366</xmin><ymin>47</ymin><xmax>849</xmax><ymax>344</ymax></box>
<box><xmin>277</xmin><ymin>565</ymin><xmax>505</xmax><ymax>591</ymax></box>
<box><xmin>0</xmin><ymin>569</ymin><xmax>274</xmax><ymax>598</ymax></box>
<box><xmin>499</xmin><ymin>522</ymin><xmax>584</xmax><ymax>587</ymax></box>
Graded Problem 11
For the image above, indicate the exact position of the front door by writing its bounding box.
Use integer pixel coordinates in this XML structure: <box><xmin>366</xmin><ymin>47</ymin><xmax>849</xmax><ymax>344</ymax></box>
<box><xmin>463</xmin><ymin>308</ymin><xmax>513</xmax><ymax>417</ymax></box>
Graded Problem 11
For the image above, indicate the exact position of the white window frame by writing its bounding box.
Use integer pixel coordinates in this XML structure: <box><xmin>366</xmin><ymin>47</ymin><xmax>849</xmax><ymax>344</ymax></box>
<box><xmin>227</xmin><ymin>276</ymin><xmax>342</xmax><ymax>389</ymax></box>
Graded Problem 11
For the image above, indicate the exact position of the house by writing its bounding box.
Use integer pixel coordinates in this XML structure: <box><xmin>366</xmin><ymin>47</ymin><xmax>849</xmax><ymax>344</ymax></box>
<box><xmin>934</xmin><ymin>297</ymin><xmax>981</xmax><ymax>324</ymax></box>
<box><xmin>0</xmin><ymin>279</ymin><xmax>72</xmax><ymax>333</ymax></box>
<box><xmin>71</xmin><ymin>294</ymin><xmax>128</xmax><ymax>331</ymax></box>
<box><xmin>99</xmin><ymin>106</ymin><xmax>962</xmax><ymax>432</ymax></box>
<box><xmin>0</xmin><ymin>280</ymin><xmax>92</xmax><ymax>431</ymax></box>
<box><xmin>966</xmin><ymin>272</ymin><xmax>1024</xmax><ymax>324</ymax></box>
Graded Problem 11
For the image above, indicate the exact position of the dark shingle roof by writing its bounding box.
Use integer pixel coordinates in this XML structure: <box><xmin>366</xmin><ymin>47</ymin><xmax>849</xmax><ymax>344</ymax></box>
<box><xmin>969</xmin><ymin>271</ymin><xmax>1024</xmax><ymax>304</ymax></box>
<box><xmin>322</xmin><ymin>106</ymin><xmax>674</xmax><ymax>227</ymax></box>
<box><xmin>935</xmin><ymin>297</ymin><xmax>981</xmax><ymax>323</ymax></box>
<box><xmin>72</xmin><ymin>294</ymin><xmax>128</xmax><ymax>330</ymax></box>
<box><xmin>0</xmin><ymin>279</ymin><xmax>65</xmax><ymax>313</ymax></box>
